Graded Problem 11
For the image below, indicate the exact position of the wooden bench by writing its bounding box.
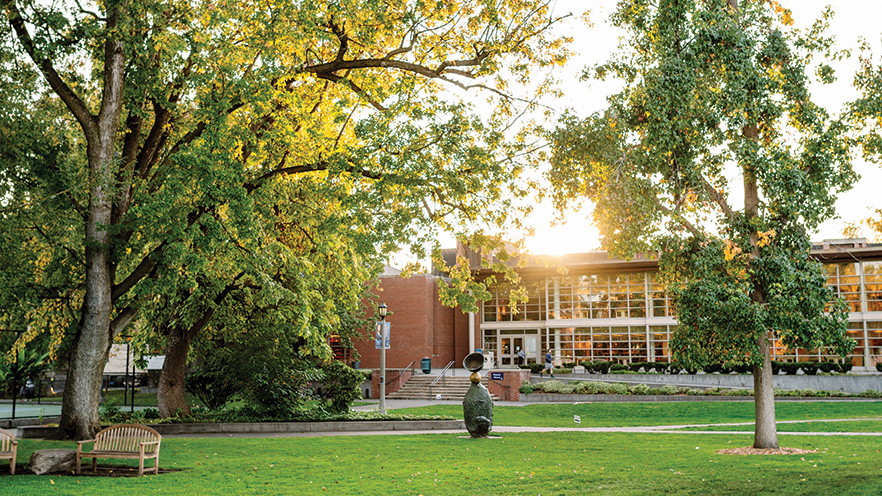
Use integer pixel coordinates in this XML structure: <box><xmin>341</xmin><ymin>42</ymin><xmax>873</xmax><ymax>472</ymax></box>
<box><xmin>0</xmin><ymin>428</ymin><xmax>17</xmax><ymax>475</ymax></box>
<box><xmin>76</xmin><ymin>424</ymin><xmax>161</xmax><ymax>476</ymax></box>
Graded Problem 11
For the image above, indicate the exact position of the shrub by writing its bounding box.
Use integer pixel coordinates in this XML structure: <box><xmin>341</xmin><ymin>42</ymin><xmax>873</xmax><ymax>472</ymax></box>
<box><xmin>186</xmin><ymin>368</ymin><xmax>239</xmax><ymax>410</ymax></box>
<box><xmin>320</xmin><ymin>360</ymin><xmax>365</xmax><ymax>413</ymax></box>
<box><xmin>782</xmin><ymin>362</ymin><xmax>800</xmax><ymax>375</ymax></box>
<box><xmin>521</xmin><ymin>363</ymin><xmax>544</xmax><ymax>374</ymax></box>
<box><xmin>534</xmin><ymin>380</ymin><xmax>566</xmax><ymax>393</ymax></box>
<box><xmin>771</xmin><ymin>361</ymin><xmax>784</xmax><ymax>375</ymax></box>
<box><xmin>605</xmin><ymin>382</ymin><xmax>628</xmax><ymax>394</ymax></box>
<box><xmin>841</xmin><ymin>362</ymin><xmax>854</xmax><ymax>373</ymax></box>
<box><xmin>519</xmin><ymin>381</ymin><xmax>534</xmax><ymax>394</ymax></box>
<box><xmin>628</xmin><ymin>383</ymin><xmax>651</xmax><ymax>395</ymax></box>
<box><xmin>703</xmin><ymin>363</ymin><xmax>723</xmax><ymax>374</ymax></box>
<box><xmin>610</xmin><ymin>363</ymin><xmax>629</xmax><ymax>373</ymax></box>
<box><xmin>562</xmin><ymin>362</ymin><xmax>577</xmax><ymax>369</ymax></box>
<box><xmin>239</xmin><ymin>360</ymin><xmax>318</xmax><ymax>416</ymax></box>
<box><xmin>574</xmin><ymin>381</ymin><xmax>606</xmax><ymax>394</ymax></box>
<box><xmin>877</xmin><ymin>363</ymin><xmax>882</xmax><ymax>373</ymax></box>
<box><xmin>650</xmin><ymin>362</ymin><xmax>669</xmax><ymax>373</ymax></box>
<box><xmin>658</xmin><ymin>384</ymin><xmax>679</xmax><ymax>395</ymax></box>
<box><xmin>628</xmin><ymin>362</ymin><xmax>649</xmax><ymax>373</ymax></box>
<box><xmin>817</xmin><ymin>362</ymin><xmax>835</xmax><ymax>373</ymax></box>
<box><xmin>799</xmin><ymin>362</ymin><xmax>818</xmax><ymax>375</ymax></box>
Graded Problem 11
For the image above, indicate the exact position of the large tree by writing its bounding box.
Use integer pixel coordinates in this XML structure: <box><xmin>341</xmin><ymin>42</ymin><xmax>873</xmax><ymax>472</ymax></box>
<box><xmin>2</xmin><ymin>0</ymin><xmax>569</xmax><ymax>438</ymax></box>
<box><xmin>549</xmin><ymin>0</ymin><xmax>854</xmax><ymax>449</ymax></box>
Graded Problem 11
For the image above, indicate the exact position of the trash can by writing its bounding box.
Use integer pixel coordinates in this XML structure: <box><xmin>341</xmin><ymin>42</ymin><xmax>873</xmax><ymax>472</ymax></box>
<box><xmin>421</xmin><ymin>357</ymin><xmax>432</xmax><ymax>374</ymax></box>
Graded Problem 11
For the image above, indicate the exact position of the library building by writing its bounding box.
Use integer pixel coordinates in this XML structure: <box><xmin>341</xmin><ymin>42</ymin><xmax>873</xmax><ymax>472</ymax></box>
<box><xmin>351</xmin><ymin>239</ymin><xmax>882</xmax><ymax>374</ymax></box>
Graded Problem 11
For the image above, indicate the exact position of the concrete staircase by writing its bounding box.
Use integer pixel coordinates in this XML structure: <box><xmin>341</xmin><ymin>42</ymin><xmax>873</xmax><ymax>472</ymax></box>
<box><xmin>387</xmin><ymin>373</ymin><xmax>499</xmax><ymax>400</ymax></box>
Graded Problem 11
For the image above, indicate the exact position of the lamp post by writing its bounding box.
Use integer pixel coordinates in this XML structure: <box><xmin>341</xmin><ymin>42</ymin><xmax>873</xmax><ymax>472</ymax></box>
<box><xmin>378</xmin><ymin>302</ymin><xmax>388</xmax><ymax>415</ymax></box>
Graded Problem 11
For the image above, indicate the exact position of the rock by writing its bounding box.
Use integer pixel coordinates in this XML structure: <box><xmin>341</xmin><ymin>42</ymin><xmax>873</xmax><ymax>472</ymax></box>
<box><xmin>29</xmin><ymin>449</ymin><xmax>77</xmax><ymax>475</ymax></box>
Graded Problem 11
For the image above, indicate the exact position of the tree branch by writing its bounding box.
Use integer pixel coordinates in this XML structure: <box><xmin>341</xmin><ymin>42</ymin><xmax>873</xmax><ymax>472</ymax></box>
<box><xmin>3</xmin><ymin>0</ymin><xmax>97</xmax><ymax>136</ymax></box>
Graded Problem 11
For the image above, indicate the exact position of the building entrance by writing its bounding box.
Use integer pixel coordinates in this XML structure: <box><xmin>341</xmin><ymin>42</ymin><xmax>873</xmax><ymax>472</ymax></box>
<box><xmin>484</xmin><ymin>330</ymin><xmax>540</xmax><ymax>368</ymax></box>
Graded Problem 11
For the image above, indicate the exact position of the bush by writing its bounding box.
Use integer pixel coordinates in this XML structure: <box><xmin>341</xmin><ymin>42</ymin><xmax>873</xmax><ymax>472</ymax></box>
<box><xmin>798</xmin><ymin>362</ymin><xmax>818</xmax><ymax>375</ymax></box>
<box><xmin>534</xmin><ymin>380</ymin><xmax>566</xmax><ymax>393</ymax></box>
<box><xmin>771</xmin><ymin>361</ymin><xmax>784</xmax><ymax>375</ymax></box>
<box><xmin>782</xmin><ymin>362</ymin><xmax>800</xmax><ymax>375</ymax></box>
<box><xmin>186</xmin><ymin>368</ymin><xmax>239</xmax><ymax>410</ymax></box>
<box><xmin>817</xmin><ymin>362</ymin><xmax>835</xmax><ymax>373</ymax></box>
<box><xmin>876</xmin><ymin>362</ymin><xmax>882</xmax><ymax>373</ymax></box>
<box><xmin>562</xmin><ymin>362</ymin><xmax>577</xmax><ymax>369</ymax></box>
<box><xmin>519</xmin><ymin>381</ymin><xmax>534</xmax><ymax>394</ymax></box>
<box><xmin>610</xmin><ymin>363</ymin><xmax>629</xmax><ymax>373</ymax></box>
<box><xmin>841</xmin><ymin>362</ymin><xmax>854</xmax><ymax>373</ymax></box>
<box><xmin>239</xmin><ymin>360</ymin><xmax>317</xmax><ymax>417</ymax></box>
<box><xmin>628</xmin><ymin>383</ymin><xmax>651</xmax><ymax>395</ymax></box>
<box><xmin>521</xmin><ymin>363</ymin><xmax>544</xmax><ymax>374</ymax></box>
<box><xmin>320</xmin><ymin>360</ymin><xmax>365</xmax><ymax>413</ymax></box>
<box><xmin>629</xmin><ymin>362</ymin><xmax>649</xmax><ymax>373</ymax></box>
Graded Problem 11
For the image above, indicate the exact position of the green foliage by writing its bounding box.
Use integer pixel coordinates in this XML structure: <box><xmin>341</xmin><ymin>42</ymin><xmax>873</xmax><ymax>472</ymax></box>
<box><xmin>185</xmin><ymin>368</ymin><xmax>239</xmax><ymax>411</ymax></box>
<box><xmin>519</xmin><ymin>380</ymin><xmax>534</xmax><ymax>394</ymax></box>
<box><xmin>1</xmin><ymin>0</ymin><xmax>572</xmax><ymax>432</ymax></box>
<box><xmin>319</xmin><ymin>360</ymin><xmax>364</xmax><ymax>413</ymax></box>
<box><xmin>520</xmin><ymin>363</ymin><xmax>545</xmax><ymax>374</ymax></box>
<box><xmin>610</xmin><ymin>363</ymin><xmax>629</xmax><ymax>373</ymax></box>
<box><xmin>549</xmin><ymin>1</ymin><xmax>855</xmax><ymax>378</ymax></box>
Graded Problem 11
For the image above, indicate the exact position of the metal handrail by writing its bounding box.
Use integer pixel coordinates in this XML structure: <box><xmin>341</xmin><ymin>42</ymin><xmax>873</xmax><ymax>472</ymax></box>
<box><xmin>387</xmin><ymin>360</ymin><xmax>416</xmax><ymax>388</ymax></box>
<box><xmin>430</xmin><ymin>360</ymin><xmax>455</xmax><ymax>389</ymax></box>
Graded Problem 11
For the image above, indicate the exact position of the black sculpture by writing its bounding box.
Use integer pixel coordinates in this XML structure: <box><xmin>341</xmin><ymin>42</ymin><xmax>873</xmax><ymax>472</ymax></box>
<box><xmin>462</xmin><ymin>352</ymin><xmax>493</xmax><ymax>437</ymax></box>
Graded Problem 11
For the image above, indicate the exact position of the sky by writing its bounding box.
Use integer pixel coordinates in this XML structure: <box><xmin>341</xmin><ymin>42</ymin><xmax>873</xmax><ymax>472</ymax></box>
<box><xmin>515</xmin><ymin>0</ymin><xmax>882</xmax><ymax>257</ymax></box>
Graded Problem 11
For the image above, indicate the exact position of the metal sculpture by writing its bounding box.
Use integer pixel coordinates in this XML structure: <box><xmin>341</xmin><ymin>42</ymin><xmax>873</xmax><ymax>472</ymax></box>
<box><xmin>462</xmin><ymin>352</ymin><xmax>493</xmax><ymax>437</ymax></box>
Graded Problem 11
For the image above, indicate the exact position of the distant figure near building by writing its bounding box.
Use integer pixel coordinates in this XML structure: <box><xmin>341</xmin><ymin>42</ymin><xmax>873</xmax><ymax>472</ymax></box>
<box><xmin>540</xmin><ymin>350</ymin><xmax>554</xmax><ymax>378</ymax></box>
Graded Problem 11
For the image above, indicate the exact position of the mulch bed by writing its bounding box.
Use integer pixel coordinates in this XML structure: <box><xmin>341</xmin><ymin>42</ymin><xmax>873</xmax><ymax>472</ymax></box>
<box><xmin>717</xmin><ymin>447</ymin><xmax>818</xmax><ymax>455</ymax></box>
<box><xmin>2</xmin><ymin>465</ymin><xmax>179</xmax><ymax>477</ymax></box>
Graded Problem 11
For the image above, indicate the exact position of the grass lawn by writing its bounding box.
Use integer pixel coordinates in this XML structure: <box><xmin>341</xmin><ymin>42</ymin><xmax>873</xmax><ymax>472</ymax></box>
<box><xmin>678</xmin><ymin>420</ymin><xmax>882</xmax><ymax>433</ymax></box>
<box><xmin>392</xmin><ymin>401</ymin><xmax>882</xmax><ymax>428</ymax></box>
<box><xmin>3</xmin><ymin>401</ymin><xmax>882</xmax><ymax>495</ymax></box>
<box><xmin>5</xmin><ymin>432</ymin><xmax>882</xmax><ymax>495</ymax></box>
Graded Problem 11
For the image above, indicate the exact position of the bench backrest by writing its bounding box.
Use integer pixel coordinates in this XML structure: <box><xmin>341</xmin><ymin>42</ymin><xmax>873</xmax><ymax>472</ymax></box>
<box><xmin>0</xmin><ymin>428</ymin><xmax>15</xmax><ymax>453</ymax></box>
<box><xmin>94</xmin><ymin>424</ymin><xmax>160</xmax><ymax>453</ymax></box>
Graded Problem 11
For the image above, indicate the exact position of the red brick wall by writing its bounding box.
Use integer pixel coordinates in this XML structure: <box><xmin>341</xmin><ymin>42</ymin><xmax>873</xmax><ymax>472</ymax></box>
<box><xmin>355</xmin><ymin>275</ymin><xmax>477</xmax><ymax>372</ymax></box>
<box><xmin>486</xmin><ymin>369</ymin><xmax>530</xmax><ymax>401</ymax></box>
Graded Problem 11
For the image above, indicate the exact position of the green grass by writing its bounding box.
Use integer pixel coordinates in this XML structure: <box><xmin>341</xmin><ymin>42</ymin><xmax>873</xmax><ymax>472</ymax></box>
<box><xmin>678</xmin><ymin>420</ymin><xmax>882</xmax><ymax>433</ymax></box>
<box><xmin>4</xmin><ymin>401</ymin><xmax>882</xmax><ymax>495</ymax></box>
<box><xmin>392</xmin><ymin>401</ymin><xmax>882</xmax><ymax>427</ymax></box>
<box><xmin>5</xmin><ymin>432</ymin><xmax>882</xmax><ymax>495</ymax></box>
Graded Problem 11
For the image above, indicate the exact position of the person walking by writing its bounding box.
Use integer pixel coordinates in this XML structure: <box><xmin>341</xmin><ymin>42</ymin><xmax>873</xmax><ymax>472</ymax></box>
<box><xmin>517</xmin><ymin>347</ymin><xmax>526</xmax><ymax>366</ymax></box>
<box><xmin>540</xmin><ymin>349</ymin><xmax>554</xmax><ymax>378</ymax></box>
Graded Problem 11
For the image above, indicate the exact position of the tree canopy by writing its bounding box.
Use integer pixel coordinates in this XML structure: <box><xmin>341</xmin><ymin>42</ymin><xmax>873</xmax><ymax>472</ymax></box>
<box><xmin>549</xmin><ymin>0</ymin><xmax>855</xmax><ymax>449</ymax></box>
<box><xmin>2</xmin><ymin>0</ymin><xmax>570</xmax><ymax>437</ymax></box>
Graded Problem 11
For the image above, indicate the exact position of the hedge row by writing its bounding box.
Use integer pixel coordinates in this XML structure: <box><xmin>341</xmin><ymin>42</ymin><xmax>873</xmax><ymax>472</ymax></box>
<box><xmin>520</xmin><ymin>380</ymin><xmax>882</xmax><ymax>398</ymax></box>
<box><xmin>521</xmin><ymin>360</ymin><xmax>854</xmax><ymax>375</ymax></box>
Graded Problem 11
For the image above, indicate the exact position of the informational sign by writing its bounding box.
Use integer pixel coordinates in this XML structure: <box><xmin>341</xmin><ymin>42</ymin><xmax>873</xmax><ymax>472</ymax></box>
<box><xmin>574</xmin><ymin>415</ymin><xmax>581</xmax><ymax>424</ymax></box>
<box><xmin>490</xmin><ymin>372</ymin><xmax>504</xmax><ymax>380</ymax></box>
<box><xmin>374</xmin><ymin>321</ymin><xmax>390</xmax><ymax>349</ymax></box>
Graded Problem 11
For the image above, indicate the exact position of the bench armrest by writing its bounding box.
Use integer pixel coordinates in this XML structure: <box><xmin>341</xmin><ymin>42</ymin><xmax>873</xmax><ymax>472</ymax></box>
<box><xmin>139</xmin><ymin>440</ymin><xmax>160</xmax><ymax>455</ymax></box>
<box><xmin>76</xmin><ymin>439</ymin><xmax>96</xmax><ymax>453</ymax></box>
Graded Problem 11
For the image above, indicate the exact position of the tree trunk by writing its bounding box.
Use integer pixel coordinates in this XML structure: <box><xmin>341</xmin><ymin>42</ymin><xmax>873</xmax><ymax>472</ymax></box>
<box><xmin>742</xmin><ymin>134</ymin><xmax>779</xmax><ymax>449</ymax></box>
<box><xmin>56</xmin><ymin>194</ymin><xmax>114</xmax><ymax>440</ymax></box>
<box><xmin>158</xmin><ymin>327</ymin><xmax>194</xmax><ymax>418</ymax></box>
<box><xmin>752</xmin><ymin>334</ymin><xmax>779</xmax><ymax>449</ymax></box>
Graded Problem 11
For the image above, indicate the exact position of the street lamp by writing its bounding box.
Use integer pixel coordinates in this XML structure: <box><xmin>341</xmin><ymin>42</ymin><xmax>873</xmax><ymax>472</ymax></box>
<box><xmin>378</xmin><ymin>302</ymin><xmax>388</xmax><ymax>415</ymax></box>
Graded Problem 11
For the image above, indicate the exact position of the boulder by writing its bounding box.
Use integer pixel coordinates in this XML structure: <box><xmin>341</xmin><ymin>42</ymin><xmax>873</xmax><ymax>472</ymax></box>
<box><xmin>29</xmin><ymin>449</ymin><xmax>76</xmax><ymax>475</ymax></box>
